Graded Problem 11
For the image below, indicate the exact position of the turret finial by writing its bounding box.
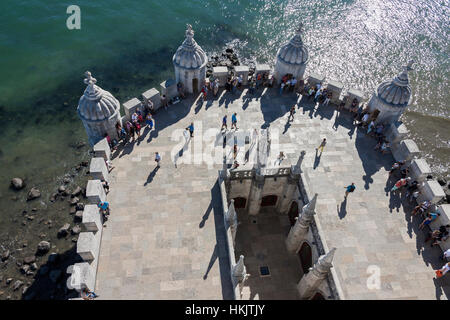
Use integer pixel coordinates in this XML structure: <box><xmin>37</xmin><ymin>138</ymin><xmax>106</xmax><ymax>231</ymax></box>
<box><xmin>186</xmin><ymin>24</ymin><xmax>194</xmax><ymax>38</ymax></box>
<box><xmin>406</xmin><ymin>59</ymin><xmax>414</xmax><ymax>71</ymax></box>
<box><xmin>296</xmin><ymin>22</ymin><xmax>304</xmax><ymax>34</ymax></box>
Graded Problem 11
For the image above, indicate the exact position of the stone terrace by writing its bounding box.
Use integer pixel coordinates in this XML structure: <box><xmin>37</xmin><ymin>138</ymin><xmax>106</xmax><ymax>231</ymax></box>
<box><xmin>95</xmin><ymin>87</ymin><xmax>449</xmax><ymax>300</ymax></box>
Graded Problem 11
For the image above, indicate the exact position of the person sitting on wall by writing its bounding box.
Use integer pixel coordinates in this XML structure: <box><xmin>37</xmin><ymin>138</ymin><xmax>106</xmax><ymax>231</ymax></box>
<box><xmin>425</xmin><ymin>225</ymin><xmax>450</xmax><ymax>247</ymax></box>
<box><xmin>97</xmin><ymin>200</ymin><xmax>110</xmax><ymax>221</ymax></box>
<box><xmin>412</xmin><ymin>200</ymin><xmax>432</xmax><ymax>216</ymax></box>
<box><xmin>104</xmin><ymin>133</ymin><xmax>118</xmax><ymax>151</ymax></box>
<box><xmin>419</xmin><ymin>211</ymin><xmax>440</xmax><ymax>230</ymax></box>
<box><xmin>81</xmin><ymin>288</ymin><xmax>99</xmax><ymax>300</ymax></box>
<box><xmin>289</xmin><ymin>77</ymin><xmax>297</xmax><ymax>91</ymax></box>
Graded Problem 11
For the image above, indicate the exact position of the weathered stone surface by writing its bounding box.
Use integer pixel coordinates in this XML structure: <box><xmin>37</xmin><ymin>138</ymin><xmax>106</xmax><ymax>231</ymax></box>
<box><xmin>23</xmin><ymin>256</ymin><xmax>36</xmax><ymax>265</ymax></box>
<box><xmin>12</xmin><ymin>280</ymin><xmax>23</xmax><ymax>291</ymax></box>
<box><xmin>71</xmin><ymin>225</ymin><xmax>82</xmax><ymax>235</ymax></box>
<box><xmin>71</xmin><ymin>186</ymin><xmax>82</xmax><ymax>197</ymax></box>
<box><xmin>1</xmin><ymin>250</ymin><xmax>10</xmax><ymax>261</ymax></box>
<box><xmin>27</xmin><ymin>187</ymin><xmax>41</xmax><ymax>201</ymax></box>
<box><xmin>70</xmin><ymin>197</ymin><xmax>79</xmax><ymax>205</ymax></box>
<box><xmin>11</xmin><ymin>178</ymin><xmax>25</xmax><ymax>190</ymax></box>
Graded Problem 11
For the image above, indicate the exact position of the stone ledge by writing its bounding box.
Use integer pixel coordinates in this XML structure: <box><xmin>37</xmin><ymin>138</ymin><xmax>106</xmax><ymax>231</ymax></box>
<box><xmin>410</xmin><ymin>159</ymin><xmax>432</xmax><ymax>183</ymax></box>
<box><xmin>123</xmin><ymin>98</ymin><xmax>141</xmax><ymax>121</ymax></box>
<box><xmin>160</xmin><ymin>79</ymin><xmax>178</xmax><ymax>100</ymax></box>
<box><xmin>417</xmin><ymin>180</ymin><xmax>445</xmax><ymax>204</ymax></box>
<box><xmin>326</xmin><ymin>80</ymin><xmax>344</xmax><ymax>104</ymax></box>
<box><xmin>89</xmin><ymin>157</ymin><xmax>109</xmax><ymax>182</ymax></box>
<box><xmin>142</xmin><ymin>88</ymin><xmax>161</xmax><ymax>110</ymax></box>
<box><xmin>86</xmin><ymin>180</ymin><xmax>106</xmax><ymax>204</ymax></box>
<box><xmin>93</xmin><ymin>138</ymin><xmax>111</xmax><ymax>162</ymax></box>
<box><xmin>82</xmin><ymin>204</ymin><xmax>102</xmax><ymax>232</ymax></box>
<box><xmin>392</xmin><ymin>139</ymin><xmax>420</xmax><ymax>162</ymax></box>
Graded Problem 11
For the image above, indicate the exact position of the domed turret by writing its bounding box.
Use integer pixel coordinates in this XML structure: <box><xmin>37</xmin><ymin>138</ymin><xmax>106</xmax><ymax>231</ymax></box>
<box><xmin>172</xmin><ymin>24</ymin><xmax>208</xmax><ymax>94</ymax></box>
<box><xmin>368</xmin><ymin>60</ymin><xmax>414</xmax><ymax>124</ymax></box>
<box><xmin>274</xmin><ymin>23</ymin><xmax>309</xmax><ymax>83</ymax></box>
<box><xmin>77</xmin><ymin>71</ymin><xmax>121</xmax><ymax>146</ymax></box>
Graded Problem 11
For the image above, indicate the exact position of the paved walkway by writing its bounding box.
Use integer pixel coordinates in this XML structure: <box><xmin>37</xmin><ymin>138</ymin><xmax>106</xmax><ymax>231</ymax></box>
<box><xmin>96</xmin><ymin>87</ymin><xmax>449</xmax><ymax>299</ymax></box>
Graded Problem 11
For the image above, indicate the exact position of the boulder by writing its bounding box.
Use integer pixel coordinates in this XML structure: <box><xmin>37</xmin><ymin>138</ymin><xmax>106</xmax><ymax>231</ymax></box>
<box><xmin>58</xmin><ymin>185</ymin><xmax>66</xmax><ymax>193</ymax></box>
<box><xmin>69</xmin><ymin>207</ymin><xmax>77</xmax><ymax>215</ymax></box>
<box><xmin>11</xmin><ymin>178</ymin><xmax>25</xmax><ymax>190</ymax></box>
<box><xmin>76</xmin><ymin>203</ymin><xmax>85</xmax><ymax>211</ymax></box>
<box><xmin>71</xmin><ymin>186</ymin><xmax>82</xmax><ymax>197</ymax></box>
<box><xmin>37</xmin><ymin>241</ymin><xmax>50</xmax><ymax>255</ymax></box>
<box><xmin>57</xmin><ymin>223</ymin><xmax>71</xmax><ymax>237</ymax></box>
<box><xmin>23</xmin><ymin>256</ymin><xmax>36</xmax><ymax>264</ymax></box>
<box><xmin>63</xmin><ymin>177</ymin><xmax>71</xmax><ymax>184</ymax></box>
<box><xmin>1</xmin><ymin>250</ymin><xmax>10</xmax><ymax>261</ymax></box>
<box><xmin>6</xmin><ymin>278</ymin><xmax>13</xmax><ymax>285</ymax></box>
<box><xmin>71</xmin><ymin>225</ymin><xmax>81</xmax><ymax>235</ymax></box>
<box><xmin>49</xmin><ymin>270</ymin><xmax>62</xmax><ymax>283</ymax></box>
<box><xmin>74</xmin><ymin>211</ymin><xmax>83</xmax><ymax>222</ymax></box>
<box><xmin>20</xmin><ymin>265</ymin><xmax>30</xmax><ymax>274</ymax></box>
<box><xmin>70</xmin><ymin>197</ymin><xmax>79</xmax><ymax>205</ymax></box>
<box><xmin>27</xmin><ymin>187</ymin><xmax>41</xmax><ymax>201</ymax></box>
<box><xmin>30</xmin><ymin>263</ymin><xmax>38</xmax><ymax>271</ymax></box>
<box><xmin>12</xmin><ymin>280</ymin><xmax>23</xmax><ymax>291</ymax></box>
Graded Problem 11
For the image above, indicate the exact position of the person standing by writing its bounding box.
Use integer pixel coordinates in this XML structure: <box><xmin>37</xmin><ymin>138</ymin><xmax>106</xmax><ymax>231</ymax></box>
<box><xmin>222</xmin><ymin>115</ymin><xmax>228</xmax><ymax>131</ymax></box>
<box><xmin>145</xmin><ymin>113</ymin><xmax>154</xmax><ymax>130</ymax></box>
<box><xmin>213</xmin><ymin>79</ymin><xmax>219</xmax><ymax>97</ymax></box>
<box><xmin>231</xmin><ymin>113</ymin><xmax>238</xmax><ymax>130</ymax></box>
<box><xmin>344</xmin><ymin>183</ymin><xmax>356</xmax><ymax>198</ymax></box>
<box><xmin>186</xmin><ymin>122</ymin><xmax>194</xmax><ymax>137</ymax></box>
<box><xmin>280</xmin><ymin>81</ymin><xmax>285</xmax><ymax>95</ymax></box>
<box><xmin>155</xmin><ymin>152</ymin><xmax>161</xmax><ymax>168</ymax></box>
<box><xmin>161</xmin><ymin>95</ymin><xmax>168</xmax><ymax>110</ymax></box>
<box><xmin>201</xmin><ymin>85</ymin><xmax>207</xmax><ymax>100</ymax></box>
<box><xmin>441</xmin><ymin>248</ymin><xmax>450</xmax><ymax>261</ymax></box>
<box><xmin>317</xmin><ymin>138</ymin><xmax>327</xmax><ymax>154</ymax></box>
<box><xmin>288</xmin><ymin>105</ymin><xmax>296</xmax><ymax>121</ymax></box>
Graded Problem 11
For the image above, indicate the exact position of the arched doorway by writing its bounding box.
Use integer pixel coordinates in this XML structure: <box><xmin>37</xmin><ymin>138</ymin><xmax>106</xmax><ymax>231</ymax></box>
<box><xmin>288</xmin><ymin>201</ymin><xmax>299</xmax><ymax>226</ymax></box>
<box><xmin>261</xmin><ymin>195</ymin><xmax>278</xmax><ymax>207</ymax></box>
<box><xmin>311</xmin><ymin>292</ymin><xmax>325</xmax><ymax>300</ymax></box>
<box><xmin>192</xmin><ymin>78</ymin><xmax>199</xmax><ymax>93</ymax></box>
<box><xmin>298</xmin><ymin>242</ymin><xmax>312</xmax><ymax>274</ymax></box>
<box><xmin>233</xmin><ymin>197</ymin><xmax>247</xmax><ymax>209</ymax></box>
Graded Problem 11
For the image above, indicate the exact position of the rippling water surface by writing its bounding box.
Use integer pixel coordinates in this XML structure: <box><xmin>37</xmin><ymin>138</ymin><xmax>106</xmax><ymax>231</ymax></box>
<box><xmin>0</xmin><ymin>0</ymin><xmax>448</xmax><ymax>237</ymax></box>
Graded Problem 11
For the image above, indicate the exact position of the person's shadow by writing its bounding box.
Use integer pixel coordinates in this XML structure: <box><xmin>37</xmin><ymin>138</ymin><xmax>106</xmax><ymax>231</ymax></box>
<box><xmin>144</xmin><ymin>166</ymin><xmax>159</xmax><ymax>186</ymax></box>
<box><xmin>282</xmin><ymin>118</ymin><xmax>291</xmax><ymax>134</ymax></box>
<box><xmin>313</xmin><ymin>148</ymin><xmax>322</xmax><ymax>170</ymax></box>
<box><xmin>337</xmin><ymin>197</ymin><xmax>347</xmax><ymax>219</ymax></box>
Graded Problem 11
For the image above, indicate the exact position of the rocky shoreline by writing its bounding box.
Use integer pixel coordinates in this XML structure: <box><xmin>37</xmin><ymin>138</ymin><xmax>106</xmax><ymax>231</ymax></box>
<box><xmin>0</xmin><ymin>142</ymin><xmax>92</xmax><ymax>300</ymax></box>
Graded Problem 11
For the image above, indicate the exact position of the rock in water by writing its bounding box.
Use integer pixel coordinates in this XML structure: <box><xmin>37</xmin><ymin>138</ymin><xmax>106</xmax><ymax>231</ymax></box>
<box><xmin>23</xmin><ymin>256</ymin><xmax>36</xmax><ymax>264</ymax></box>
<box><xmin>1</xmin><ymin>250</ymin><xmax>10</xmax><ymax>261</ymax></box>
<box><xmin>71</xmin><ymin>186</ymin><xmax>82</xmax><ymax>197</ymax></box>
<box><xmin>11</xmin><ymin>178</ymin><xmax>25</xmax><ymax>190</ymax></box>
<box><xmin>57</xmin><ymin>223</ymin><xmax>71</xmax><ymax>237</ymax></box>
<box><xmin>27</xmin><ymin>187</ymin><xmax>41</xmax><ymax>201</ymax></box>
<box><xmin>37</xmin><ymin>241</ymin><xmax>50</xmax><ymax>254</ymax></box>
<box><xmin>12</xmin><ymin>280</ymin><xmax>23</xmax><ymax>291</ymax></box>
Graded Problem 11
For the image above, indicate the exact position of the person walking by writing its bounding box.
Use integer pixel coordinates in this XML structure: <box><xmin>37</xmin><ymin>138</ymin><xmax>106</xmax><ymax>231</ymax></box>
<box><xmin>222</xmin><ymin>115</ymin><xmax>228</xmax><ymax>131</ymax></box>
<box><xmin>344</xmin><ymin>183</ymin><xmax>356</xmax><ymax>198</ymax></box>
<box><xmin>231</xmin><ymin>113</ymin><xmax>238</xmax><ymax>130</ymax></box>
<box><xmin>145</xmin><ymin>113</ymin><xmax>154</xmax><ymax>130</ymax></box>
<box><xmin>186</xmin><ymin>122</ymin><xmax>194</xmax><ymax>137</ymax></box>
<box><xmin>155</xmin><ymin>152</ymin><xmax>161</xmax><ymax>168</ymax></box>
<box><xmin>317</xmin><ymin>138</ymin><xmax>327</xmax><ymax>154</ymax></box>
<box><xmin>288</xmin><ymin>105</ymin><xmax>296</xmax><ymax>121</ymax></box>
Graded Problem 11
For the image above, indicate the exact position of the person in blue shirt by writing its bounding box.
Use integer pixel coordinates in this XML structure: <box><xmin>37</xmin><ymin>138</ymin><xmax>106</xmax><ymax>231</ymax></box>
<box><xmin>231</xmin><ymin>113</ymin><xmax>238</xmax><ymax>130</ymax></box>
<box><xmin>222</xmin><ymin>115</ymin><xmax>227</xmax><ymax>131</ymax></box>
<box><xmin>186</xmin><ymin>123</ymin><xmax>194</xmax><ymax>137</ymax></box>
<box><xmin>344</xmin><ymin>183</ymin><xmax>356</xmax><ymax>198</ymax></box>
<box><xmin>97</xmin><ymin>201</ymin><xmax>110</xmax><ymax>219</ymax></box>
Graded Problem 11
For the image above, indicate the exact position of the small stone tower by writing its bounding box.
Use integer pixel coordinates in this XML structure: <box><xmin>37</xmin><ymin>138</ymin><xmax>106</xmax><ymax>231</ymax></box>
<box><xmin>368</xmin><ymin>60</ymin><xmax>414</xmax><ymax>124</ymax></box>
<box><xmin>77</xmin><ymin>71</ymin><xmax>121</xmax><ymax>146</ymax></box>
<box><xmin>274</xmin><ymin>23</ymin><xmax>309</xmax><ymax>84</ymax></box>
<box><xmin>173</xmin><ymin>24</ymin><xmax>208</xmax><ymax>94</ymax></box>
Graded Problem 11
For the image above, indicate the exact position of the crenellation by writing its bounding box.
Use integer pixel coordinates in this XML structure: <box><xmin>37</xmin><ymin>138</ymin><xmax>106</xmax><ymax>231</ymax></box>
<box><xmin>89</xmin><ymin>157</ymin><xmax>109</xmax><ymax>182</ymax></box>
<box><xmin>123</xmin><ymin>98</ymin><xmax>142</xmax><ymax>122</ymax></box>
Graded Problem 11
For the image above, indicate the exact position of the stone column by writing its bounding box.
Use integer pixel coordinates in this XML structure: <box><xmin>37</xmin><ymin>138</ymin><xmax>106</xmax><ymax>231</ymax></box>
<box><xmin>277</xmin><ymin>151</ymin><xmax>305</xmax><ymax>213</ymax></box>
<box><xmin>232</xmin><ymin>255</ymin><xmax>247</xmax><ymax>286</ymax></box>
<box><xmin>297</xmin><ymin>248</ymin><xmax>336</xmax><ymax>300</ymax></box>
<box><xmin>247</xmin><ymin>173</ymin><xmax>265</xmax><ymax>216</ymax></box>
<box><xmin>286</xmin><ymin>193</ymin><xmax>318</xmax><ymax>254</ymax></box>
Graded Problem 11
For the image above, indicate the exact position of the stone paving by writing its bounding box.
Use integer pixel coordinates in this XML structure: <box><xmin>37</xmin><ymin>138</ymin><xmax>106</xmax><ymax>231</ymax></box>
<box><xmin>95</xmin><ymin>87</ymin><xmax>449</xmax><ymax>300</ymax></box>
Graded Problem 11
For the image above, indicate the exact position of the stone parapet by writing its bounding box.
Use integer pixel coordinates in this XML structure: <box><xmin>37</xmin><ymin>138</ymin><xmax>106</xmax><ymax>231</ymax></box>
<box><xmin>417</xmin><ymin>180</ymin><xmax>445</xmax><ymax>204</ymax></box>
<box><xmin>385</xmin><ymin>123</ymin><xmax>409</xmax><ymax>145</ymax></box>
<box><xmin>234</xmin><ymin>66</ymin><xmax>250</xmax><ymax>85</ymax></box>
<box><xmin>392</xmin><ymin>139</ymin><xmax>420</xmax><ymax>162</ymax></box>
<box><xmin>82</xmin><ymin>204</ymin><xmax>103</xmax><ymax>232</ymax></box>
<box><xmin>255</xmin><ymin>64</ymin><xmax>271</xmax><ymax>77</ymax></box>
<box><xmin>93</xmin><ymin>138</ymin><xmax>111</xmax><ymax>162</ymax></box>
<box><xmin>67</xmin><ymin>262</ymin><xmax>95</xmax><ymax>292</ymax></box>
<box><xmin>326</xmin><ymin>80</ymin><xmax>344</xmax><ymax>104</ymax></box>
<box><xmin>344</xmin><ymin>88</ymin><xmax>364</xmax><ymax>109</ymax></box>
<box><xmin>89</xmin><ymin>157</ymin><xmax>109</xmax><ymax>182</ymax></box>
<box><xmin>410</xmin><ymin>159</ymin><xmax>432</xmax><ymax>183</ymax></box>
<box><xmin>77</xmin><ymin>232</ymin><xmax>97</xmax><ymax>261</ymax></box>
<box><xmin>307</xmin><ymin>73</ymin><xmax>325</xmax><ymax>88</ymax></box>
<box><xmin>213</xmin><ymin>66</ymin><xmax>228</xmax><ymax>87</ymax></box>
<box><xmin>160</xmin><ymin>79</ymin><xmax>178</xmax><ymax>100</ymax></box>
<box><xmin>123</xmin><ymin>98</ymin><xmax>142</xmax><ymax>121</ymax></box>
<box><xmin>86</xmin><ymin>180</ymin><xmax>106</xmax><ymax>204</ymax></box>
<box><xmin>142</xmin><ymin>88</ymin><xmax>161</xmax><ymax>110</ymax></box>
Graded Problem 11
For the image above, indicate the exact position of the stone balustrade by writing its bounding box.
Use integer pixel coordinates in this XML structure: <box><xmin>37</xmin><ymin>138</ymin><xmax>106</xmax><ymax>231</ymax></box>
<box><xmin>409</xmin><ymin>159</ymin><xmax>432</xmax><ymax>183</ymax></box>
<box><xmin>89</xmin><ymin>157</ymin><xmax>109</xmax><ymax>182</ymax></box>
<box><xmin>417</xmin><ymin>180</ymin><xmax>446</xmax><ymax>204</ymax></box>
<box><xmin>234</xmin><ymin>66</ymin><xmax>250</xmax><ymax>85</ymax></box>
<box><xmin>213</xmin><ymin>66</ymin><xmax>228</xmax><ymax>86</ymax></box>
<box><xmin>142</xmin><ymin>88</ymin><xmax>161</xmax><ymax>110</ymax></box>
<box><xmin>160</xmin><ymin>79</ymin><xmax>178</xmax><ymax>100</ymax></box>
<box><xmin>123</xmin><ymin>98</ymin><xmax>142</xmax><ymax>121</ymax></box>
<box><xmin>326</xmin><ymin>79</ymin><xmax>344</xmax><ymax>105</ymax></box>
<box><xmin>93</xmin><ymin>138</ymin><xmax>111</xmax><ymax>162</ymax></box>
<box><xmin>86</xmin><ymin>180</ymin><xmax>106</xmax><ymax>204</ymax></box>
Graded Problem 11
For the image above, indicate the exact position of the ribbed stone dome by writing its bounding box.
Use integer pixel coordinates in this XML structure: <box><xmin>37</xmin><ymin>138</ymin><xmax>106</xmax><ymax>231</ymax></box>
<box><xmin>376</xmin><ymin>60</ymin><xmax>414</xmax><ymax>107</ymax></box>
<box><xmin>277</xmin><ymin>24</ymin><xmax>308</xmax><ymax>65</ymax></box>
<box><xmin>77</xmin><ymin>71</ymin><xmax>120</xmax><ymax>122</ymax></box>
<box><xmin>173</xmin><ymin>24</ymin><xmax>207</xmax><ymax>70</ymax></box>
